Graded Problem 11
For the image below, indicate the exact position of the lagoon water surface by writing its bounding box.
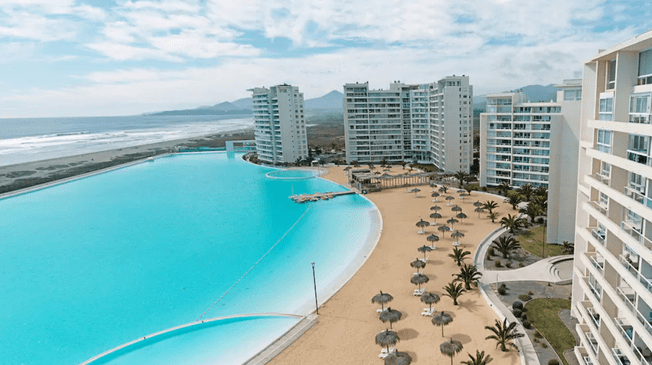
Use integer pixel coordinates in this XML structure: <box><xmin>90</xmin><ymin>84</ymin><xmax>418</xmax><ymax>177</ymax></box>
<box><xmin>0</xmin><ymin>153</ymin><xmax>379</xmax><ymax>364</ymax></box>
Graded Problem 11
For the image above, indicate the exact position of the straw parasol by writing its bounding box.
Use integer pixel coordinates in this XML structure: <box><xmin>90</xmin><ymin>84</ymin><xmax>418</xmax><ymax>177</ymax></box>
<box><xmin>430</xmin><ymin>205</ymin><xmax>442</xmax><ymax>211</ymax></box>
<box><xmin>437</xmin><ymin>224</ymin><xmax>451</xmax><ymax>238</ymax></box>
<box><xmin>432</xmin><ymin>311</ymin><xmax>453</xmax><ymax>336</ymax></box>
<box><xmin>371</xmin><ymin>291</ymin><xmax>394</xmax><ymax>311</ymax></box>
<box><xmin>417</xmin><ymin>245</ymin><xmax>433</xmax><ymax>260</ymax></box>
<box><xmin>456</xmin><ymin>212</ymin><xmax>468</xmax><ymax>224</ymax></box>
<box><xmin>410</xmin><ymin>258</ymin><xmax>426</xmax><ymax>273</ymax></box>
<box><xmin>379</xmin><ymin>307</ymin><xmax>403</xmax><ymax>330</ymax></box>
<box><xmin>421</xmin><ymin>292</ymin><xmax>440</xmax><ymax>312</ymax></box>
<box><xmin>426</xmin><ymin>234</ymin><xmax>439</xmax><ymax>245</ymax></box>
<box><xmin>460</xmin><ymin>192</ymin><xmax>470</xmax><ymax>201</ymax></box>
<box><xmin>431</xmin><ymin>192</ymin><xmax>440</xmax><ymax>202</ymax></box>
<box><xmin>474</xmin><ymin>207</ymin><xmax>485</xmax><ymax>218</ymax></box>
<box><xmin>410</xmin><ymin>188</ymin><xmax>421</xmax><ymax>197</ymax></box>
<box><xmin>451</xmin><ymin>205</ymin><xmax>463</xmax><ymax>213</ymax></box>
<box><xmin>446</xmin><ymin>218</ymin><xmax>459</xmax><ymax>228</ymax></box>
<box><xmin>451</xmin><ymin>230</ymin><xmax>465</xmax><ymax>244</ymax></box>
<box><xmin>430</xmin><ymin>212</ymin><xmax>442</xmax><ymax>225</ymax></box>
<box><xmin>445</xmin><ymin>196</ymin><xmax>455</xmax><ymax>205</ymax></box>
<box><xmin>376</xmin><ymin>329</ymin><xmax>399</xmax><ymax>353</ymax></box>
<box><xmin>440</xmin><ymin>339</ymin><xmax>463</xmax><ymax>365</ymax></box>
<box><xmin>416</xmin><ymin>219</ymin><xmax>429</xmax><ymax>234</ymax></box>
<box><xmin>473</xmin><ymin>201</ymin><xmax>484</xmax><ymax>208</ymax></box>
<box><xmin>384</xmin><ymin>351</ymin><xmax>412</xmax><ymax>365</ymax></box>
<box><xmin>410</xmin><ymin>273</ymin><xmax>429</xmax><ymax>291</ymax></box>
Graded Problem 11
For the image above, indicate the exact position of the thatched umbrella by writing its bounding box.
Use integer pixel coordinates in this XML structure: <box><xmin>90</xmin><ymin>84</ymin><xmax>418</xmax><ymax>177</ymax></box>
<box><xmin>445</xmin><ymin>196</ymin><xmax>455</xmax><ymax>204</ymax></box>
<box><xmin>384</xmin><ymin>351</ymin><xmax>412</xmax><ymax>365</ymax></box>
<box><xmin>376</xmin><ymin>329</ymin><xmax>399</xmax><ymax>353</ymax></box>
<box><xmin>438</xmin><ymin>186</ymin><xmax>448</xmax><ymax>194</ymax></box>
<box><xmin>473</xmin><ymin>201</ymin><xmax>484</xmax><ymax>208</ymax></box>
<box><xmin>456</xmin><ymin>212</ymin><xmax>468</xmax><ymax>223</ymax></box>
<box><xmin>457</xmin><ymin>189</ymin><xmax>466</xmax><ymax>194</ymax></box>
<box><xmin>432</xmin><ymin>311</ymin><xmax>453</xmax><ymax>336</ymax></box>
<box><xmin>426</xmin><ymin>234</ymin><xmax>439</xmax><ymax>246</ymax></box>
<box><xmin>410</xmin><ymin>273</ymin><xmax>429</xmax><ymax>291</ymax></box>
<box><xmin>417</xmin><ymin>245</ymin><xmax>433</xmax><ymax>260</ymax></box>
<box><xmin>379</xmin><ymin>307</ymin><xmax>403</xmax><ymax>330</ymax></box>
<box><xmin>451</xmin><ymin>230</ymin><xmax>465</xmax><ymax>244</ymax></box>
<box><xmin>416</xmin><ymin>219</ymin><xmax>429</xmax><ymax>234</ymax></box>
<box><xmin>371</xmin><ymin>291</ymin><xmax>394</xmax><ymax>311</ymax></box>
<box><xmin>451</xmin><ymin>205</ymin><xmax>463</xmax><ymax>213</ymax></box>
<box><xmin>446</xmin><ymin>218</ymin><xmax>459</xmax><ymax>228</ymax></box>
<box><xmin>410</xmin><ymin>258</ymin><xmax>426</xmax><ymax>273</ymax></box>
<box><xmin>460</xmin><ymin>192</ymin><xmax>470</xmax><ymax>201</ymax></box>
<box><xmin>430</xmin><ymin>205</ymin><xmax>442</xmax><ymax>211</ymax></box>
<box><xmin>437</xmin><ymin>224</ymin><xmax>451</xmax><ymax>238</ymax></box>
<box><xmin>410</xmin><ymin>188</ymin><xmax>421</xmax><ymax>197</ymax></box>
<box><xmin>430</xmin><ymin>212</ymin><xmax>442</xmax><ymax>225</ymax></box>
<box><xmin>440</xmin><ymin>339</ymin><xmax>463</xmax><ymax>365</ymax></box>
<box><xmin>431</xmin><ymin>192</ymin><xmax>440</xmax><ymax>202</ymax></box>
<box><xmin>421</xmin><ymin>292</ymin><xmax>440</xmax><ymax>312</ymax></box>
<box><xmin>474</xmin><ymin>207</ymin><xmax>485</xmax><ymax>218</ymax></box>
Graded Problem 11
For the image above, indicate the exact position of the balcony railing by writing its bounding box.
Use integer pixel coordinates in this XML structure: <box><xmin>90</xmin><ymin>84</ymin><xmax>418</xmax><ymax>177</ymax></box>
<box><xmin>594</xmin><ymin>172</ymin><xmax>611</xmax><ymax>185</ymax></box>
<box><xmin>628</xmin><ymin>149</ymin><xmax>652</xmax><ymax>167</ymax></box>
<box><xmin>619</xmin><ymin>254</ymin><xmax>652</xmax><ymax>293</ymax></box>
<box><xmin>590</xmin><ymin>200</ymin><xmax>608</xmax><ymax>216</ymax></box>
<box><xmin>616</xmin><ymin>286</ymin><xmax>652</xmax><ymax>336</ymax></box>
<box><xmin>589</xmin><ymin>227</ymin><xmax>606</xmax><ymax>245</ymax></box>
<box><xmin>584</xmin><ymin>330</ymin><xmax>599</xmax><ymax>355</ymax></box>
<box><xmin>589</xmin><ymin>254</ymin><xmax>605</xmax><ymax>272</ymax></box>
<box><xmin>621</xmin><ymin>221</ymin><xmax>652</xmax><ymax>250</ymax></box>
<box><xmin>624</xmin><ymin>186</ymin><xmax>652</xmax><ymax>208</ymax></box>
<box><xmin>614</xmin><ymin>318</ymin><xmax>652</xmax><ymax>365</ymax></box>
<box><xmin>587</xmin><ymin>278</ymin><xmax>602</xmax><ymax>301</ymax></box>
<box><xmin>587</xmin><ymin>306</ymin><xmax>601</xmax><ymax>328</ymax></box>
<box><xmin>613</xmin><ymin>347</ymin><xmax>632</xmax><ymax>365</ymax></box>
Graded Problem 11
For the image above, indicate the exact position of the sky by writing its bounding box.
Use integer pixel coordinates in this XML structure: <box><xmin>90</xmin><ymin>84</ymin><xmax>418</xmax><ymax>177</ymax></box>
<box><xmin>0</xmin><ymin>0</ymin><xmax>651</xmax><ymax>118</ymax></box>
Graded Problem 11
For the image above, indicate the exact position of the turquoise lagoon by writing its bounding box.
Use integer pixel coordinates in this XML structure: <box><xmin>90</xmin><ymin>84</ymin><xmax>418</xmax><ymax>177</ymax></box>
<box><xmin>0</xmin><ymin>153</ymin><xmax>379</xmax><ymax>364</ymax></box>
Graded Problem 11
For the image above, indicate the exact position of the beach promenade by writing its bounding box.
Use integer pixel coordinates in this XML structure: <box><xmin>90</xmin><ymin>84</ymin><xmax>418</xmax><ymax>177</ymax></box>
<box><xmin>269</xmin><ymin>166</ymin><xmax>520</xmax><ymax>364</ymax></box>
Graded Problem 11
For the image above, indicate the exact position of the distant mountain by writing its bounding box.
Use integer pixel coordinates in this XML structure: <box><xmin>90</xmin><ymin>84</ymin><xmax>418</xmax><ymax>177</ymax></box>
<box><xmin>473</xmin><ymin>84</ymin><xmax>559</xmax><ymax>112</ymax></box>
<box><xmin>231</xmin><ymin>97</ymin><xmax>252</xmax><ymax>110</ymax></box>
<box><xmin>305</xmin><ymin>90</ymin><xmax>343</xmax><ymax>110</ymax></box>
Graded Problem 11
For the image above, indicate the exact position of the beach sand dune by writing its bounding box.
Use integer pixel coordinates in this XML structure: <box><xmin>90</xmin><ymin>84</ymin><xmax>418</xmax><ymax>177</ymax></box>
<box><xmin>269</xmin><ymin>166</ymin><xmax>519</xmax><ymax>364</ymax></box>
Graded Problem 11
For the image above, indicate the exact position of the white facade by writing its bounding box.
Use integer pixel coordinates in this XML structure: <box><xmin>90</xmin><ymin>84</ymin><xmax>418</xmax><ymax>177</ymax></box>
<box><xmin>343</xmin><ymin>76</ymin><xmax>473</xmax><ymax>173</ymax></box>
<box><xmin>250</xmin><ymin>85</ymin><xmax>308</xmax><ymax>164</ymax></box>
<box><xmin>571</xmin><ymin>30</ymin><xmax>652</xmax><ymax>365</ymax></box>
<box><xmin>479</xmin><ymin>80</ymin><xmax>582</xmax><ymax>243</ymax></box>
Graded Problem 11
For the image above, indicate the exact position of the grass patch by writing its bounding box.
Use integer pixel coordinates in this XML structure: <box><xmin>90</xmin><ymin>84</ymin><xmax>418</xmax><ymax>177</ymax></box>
<box><xmin>516</xmin><ymin>226</ymin><xmax>566</xmax><ymax>258</ymax></box>
<box><xmin>525</xmin><ymin>299</ymin><xmax>574</xmax><ymax>365</ymax></box>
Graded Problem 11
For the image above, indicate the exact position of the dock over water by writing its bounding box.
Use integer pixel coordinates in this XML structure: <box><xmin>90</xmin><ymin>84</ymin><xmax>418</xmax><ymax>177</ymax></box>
<box><xmin>289</xmin><ymin>191</ymin><xmax>356</xmax><ymax>203</ymax></box>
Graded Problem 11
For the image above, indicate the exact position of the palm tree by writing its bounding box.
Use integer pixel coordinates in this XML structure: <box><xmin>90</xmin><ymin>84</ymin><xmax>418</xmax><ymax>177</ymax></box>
<box><xmin>485</xmin><ymin>318</ymin><xmax>524</xmax><ymax>352</ymax></box>
<box><xmin>454</xmin><ymin>263</ymin><xmax>482</xmax><ymax>290</ymax></box>
<box><xmin>520</xmin><ymin>202</ymin><xmax>542</xmax><ymax>225</ymax></box>
<box><xmin>562</xmin><ymin>241</ymin><xmax>575</xmax><ymax>254</ymax></box>
<box><xmin>506</xmin><ymin>194</ymin><xmax>522</xmax><ymax>210</ymax></box>
<box><xmin>492</xmin><ymin>235</ymin><xmax>520</xmax><ymax>259</ymax></box>
<box><xmin>448</xmin><ymin>247</ymin><xmax>471</xmax><ymax>266</ymax></box>
<box><xmin>517</xmin><ymin>184</ymin><xmax>534</xmax><ymax>201</ymax></box>
<box><xmin>500</xmin><ymin>214</ymin><xmax>525</xmax><ymax>234</ymax></box>
<box><xmin>351</xmin><ymin>160</ymin><xmax>360</xmax><ymax>167</ymax></box>
<box><xmin>461</xmin><ymin>350</ymin><xmax>494</xmax><ymax>365</ymax></box>
<box><xmin>453</xmin><ymin>171</ymin><xmax>470</xmax><ymax>188</ymax></box>
<box><xmin>439</xmin><ymin>185</ymin><xmax>449</xmax><ymax>195</ymax></box>
<box><xmin>487</xmin><ymin>212</ymin><xmax>499</xmax><ymax>223</ymax></box>
<box><xmin>443</xmin><ymin>281</ymin><xmax>467</xmax><ymax>305</ymax></box>
<box><xmin>498</xmin><ymin>181</ymin><xmax>510</xmax><ymax>196</ymax></box>
<box><xmin>483</xmin><ymin>200</ymin><xmax>499</xmax><ymax>214</ymax></box>
<box><xmin>534</xmin><ymin>186</ymin><xmax>548</xmax><ymax>198</ymax></box>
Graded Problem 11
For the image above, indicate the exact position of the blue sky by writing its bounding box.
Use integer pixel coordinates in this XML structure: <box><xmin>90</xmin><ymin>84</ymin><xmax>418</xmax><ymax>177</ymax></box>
<box><xmin>0</xmin><ymin>0</ymin><xmax>651</xmax><ymax>117</ymax></box>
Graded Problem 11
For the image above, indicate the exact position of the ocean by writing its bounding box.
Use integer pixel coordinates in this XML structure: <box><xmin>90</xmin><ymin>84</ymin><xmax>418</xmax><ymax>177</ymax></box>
<box><xmin>0</xmin><ymin>114</ymin><xmax>254</xmax><ymax>167</ymax></box>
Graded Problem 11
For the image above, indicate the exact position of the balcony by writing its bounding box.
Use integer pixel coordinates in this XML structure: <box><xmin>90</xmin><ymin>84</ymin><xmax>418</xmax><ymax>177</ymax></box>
<box><xmin>590</xmin><ymin>200</ymin><xmax>608</xmax><ymax>216</ymax></box>
<box><xmin>587</xmin><ymin>253</ymin><xmax>605</xmax><ymax>272</ymax></box>
<box><xmin>594</xmin><ymin>172</ymin><xmax>611</xmax><ymax>185</ymax></box>
<box><xmin>585</xmin><ymin>276</ymin><xmax>602</xmax><ymax>301</ymax></box>
<box><xmin>621</xmin><ymin>221</ymin><xmax>652</xmax><ymax>250</ymax></box>
<box><xmin>628</xmin><ymin>149</ymin><xmax>652</xmax><ymax>167</ymax></box>
<box><xmin>586</xmin><ymin>305</ymin><xmax>602</xmax><ymax>329</ymax></box>
<box><xmin>614</xmin><ymin>317</ymin><xmax>652</xmax><ymax>365</ymax></box>
<box><xmin>624</xmin><ymin>186</ymin><xmax>652</xmax><ymax>208</ymax></box>
<box><xmin>619</xmin><ymin>254</ymin><xmax>652</xmax><ymax>293</ymax></box>
<box><xmin>588</xmin><ymin>227</ymin><xmax>606</xmax><ymax>245</ymax></box>
<box><xmin>582</xmin><ymin>327</ymin><xmax>599</xmax><ymax>356</ymax></box>
<box><xmin>617</xmin><ymin>286</ymin><xmax>652</xmax><ymax>336</ymax></box>
<box><xmin>612</xmin><ymin>347</ymin><xmax>632</xmax><ymax>365</ymax></box>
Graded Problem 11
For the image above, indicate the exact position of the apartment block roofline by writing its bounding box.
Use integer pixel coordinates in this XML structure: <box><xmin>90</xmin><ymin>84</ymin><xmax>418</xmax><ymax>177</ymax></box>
<box><xmin>586</xmin><ymin>29</ymin><xmax>652</xmax><ymax>62</ymax></box>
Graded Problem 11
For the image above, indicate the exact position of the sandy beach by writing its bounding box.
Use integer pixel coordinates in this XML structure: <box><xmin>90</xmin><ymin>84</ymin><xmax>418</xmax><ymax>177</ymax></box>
<box><xmin>269</xmin><ymin>165</ymin><xmax>519</xmax><ymax>364</ymax></box>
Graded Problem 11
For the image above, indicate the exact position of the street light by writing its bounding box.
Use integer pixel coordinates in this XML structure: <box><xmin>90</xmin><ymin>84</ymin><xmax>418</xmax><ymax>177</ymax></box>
<box><xmin>312</xmin><ymin>262</ymin><xmax>319</xmax><ymax>314</ymax></box>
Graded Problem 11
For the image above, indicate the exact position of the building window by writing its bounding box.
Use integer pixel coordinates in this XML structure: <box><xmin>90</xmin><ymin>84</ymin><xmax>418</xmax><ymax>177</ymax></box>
<box><xmin>599</xmin><ymin>97</ymin><xmax>613</xmax><ymax>121</ymax></box>
<box><xmin>564</xmin><ymin>89</ymin><xmax>582</xmax><ymax>101</ymax></box>
<box><xmin>639</xmin><ymin>49</ymin><xmax>652</xmax><ymax>85</ymax></box>
<box><xmin>597</xmin><ymin>129</ymin><xmax>612</xmax><ymax>153</ymax></box>
<box><xmin>630</xmin><ymin>94</ymin><xmax>651</xmax><ymax>124</ymax></box>
<box><xmin>607</xmin><ymin>59</ymin><xmax>616</xmax><ymax>90</ymax></box>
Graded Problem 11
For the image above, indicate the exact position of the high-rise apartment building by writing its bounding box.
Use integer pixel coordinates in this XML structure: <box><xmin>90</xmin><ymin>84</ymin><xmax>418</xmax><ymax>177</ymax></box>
<box><xmin>479</xmin><ymin>80</ymin><xmax>582</xmax><ymax>243</ymax></box>
<box><xmin>572</xmin><ymin>31</ymin><xmax>652</xmax><ymax>365</ymax></box>
<box><xmin>343</xmin><ymin>76</ymin><xmax>473</xmax><ymax>173</ymax></box>
<box><xmin>250</xmin><ymin>84</ymin><xmax>308</xmax><ymax>165</ymax></box>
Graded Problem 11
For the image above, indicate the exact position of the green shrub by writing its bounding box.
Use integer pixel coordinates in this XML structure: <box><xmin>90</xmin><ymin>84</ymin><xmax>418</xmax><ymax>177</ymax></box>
<box><xmin>521</xmin><ymin>313</ymin><xmax>528</xmax><ymax>321</ymax></box>
<box><xmin>518</xmin><ymin>294</ymin><xmax>532</xmax><ymax>302</ymax></box>
<box><xmin>541</xmin><ymin>342</ymin><xmax>548</xmax><ymax>348</ymax></box>
<box><xmin>495</xmin><ymin>260</ymin><xmax>502</xmax><ymax>268</ymax></box>
<box><xmin>487</xmin><ymin>247</ymin><xmax>495</xmax><ymax>256</ymax></box>
<box><xmin>513</xmin><ymin>309</ymin><xmax>522</xmax><ymax>318</ymax></box>
<box><xmin>512</xmin><ymin>301</ymin><xmax>524</xmax><ymax>310</ymax></box>
<box><xmin>534</xmin><ymin>330</ymin><xmax>543</xmax><ymax>339</ymax></box>
<box><xmin>533</xmin><ymin>337</ymin><xmax>539</xmax><ymax>343</ymax></box>
<box><xmin>505</xmin><ymin>261</ymin><xmax>512</xmax><ymax>268</ymax></box>
<box><xmin>498</xmin><ymin>283</ymin><xmax>507</xmax><ymax>295</ymax></box>
<box><xmin>486</xmin><ymin>253</ymin><xmax>492</xmax><ymax>261</ymax></box>
<box><xmin>528</xmin><ymin>291</ymin><xmax>534</xmax><ymax>296</ymax></box>
<box><xmin>518</xmin><ymin>262</ymin><xmax>525</xmax><ymax>267</ymax></box>
<box><xmin>482</xmin><ymin>186</ymin><xmax>488</xmax><ymax>192</ymax></box>
<box><xmin>522</xmin><ymin>320</ymin><xmax>532</xmax><ymax>329</ymax></box>
<box><xmin>548</xmin><ymin>360</ymin><xmax>559</xmax><ymax>365</ymax></box>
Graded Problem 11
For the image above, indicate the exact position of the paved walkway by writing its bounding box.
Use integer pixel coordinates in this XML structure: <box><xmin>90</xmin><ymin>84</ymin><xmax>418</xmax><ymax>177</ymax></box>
<box><xmin>482</xmin><ymin>255</ymin><xmax>574</xmax><ymax>284</ymax></box>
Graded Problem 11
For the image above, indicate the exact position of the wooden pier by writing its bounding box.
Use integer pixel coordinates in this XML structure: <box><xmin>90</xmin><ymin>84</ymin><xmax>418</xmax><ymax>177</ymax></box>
<box><xmin>289</xmin><ymin>191</ymin><xmax>356</xmax><ymax>203</ymax></box>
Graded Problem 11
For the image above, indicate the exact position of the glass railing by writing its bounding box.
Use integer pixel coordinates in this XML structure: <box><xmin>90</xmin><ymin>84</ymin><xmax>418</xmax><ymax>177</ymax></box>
<box><xmin>585</xmin><ymin>331</ymin><xmax>599</xmax><ymax>355</ymax></box>
<box><xmin>589</xmin><ymin>255</ymin><xmax>605</xmax><ymax>271</ymax></box>
<box><xmin>619</xmin><ymin>254</ymin><xmax>652</xmax><ymax>293</ymax></box>
<box><xmin>624</xmin><ymin>186</ymin><xmax>652</xmax><ymax>208</ymax></box>
<box><xmin>616</xmin><ymin>287</ymin><xmax>652</xmax><ymax>336</ymax></box>
<box><xmin>621</xmin><ymin>221</ymin><xmax>652</xmax><ymax>250</ymax></box>
<box><xmin>590</xmin><ymin>200</ymin><xmax>608</xmax><ymax>216</ymax></box>
<box><xmin>587</xmin><ymin>278</ymin><xmax>602</xmax><ymax>301</ymax></box>
<box><xmin>587</xmin><ymin>306</ymin><xmax>601</xmax><ymax>328</ymax></box>
<box><xmin>628</xmin><ymin>150</ymin><xmax>652</xmax><ymax>167</ymax></box>
<box><xmin>583</xmin><ymin>355</ymin><xmax>594</xmax><ymax>365</ymax></box>
<box><xmin>612</xmin><ymin>347</ymin><xmax>632</xmax><ymax>365</ymax></box>
<box><xmin>613</xmin><ymin>318</ymin><xmax>652</xmax><ymax>365</ymax></box>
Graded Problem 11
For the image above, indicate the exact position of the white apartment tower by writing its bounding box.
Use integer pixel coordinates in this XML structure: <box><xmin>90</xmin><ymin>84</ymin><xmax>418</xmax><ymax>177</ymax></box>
<box><xmin>343</xmin><ymin>76</ymin><xmax>473</xmax><ymax>173</ymax></box>
<box><xmin>250</xmin><ymin>84</ymin><xmax>308</xmax><ymax>165</ymax></box>
<box><xmin>479</xmin><ymin>80</ymin><xmax>582</xmax><ymax>243</ymax></box>
<box><xmin>572</xmin><ymin>31</ymin><xmax>652</xmax><ymax>365</ymax></box>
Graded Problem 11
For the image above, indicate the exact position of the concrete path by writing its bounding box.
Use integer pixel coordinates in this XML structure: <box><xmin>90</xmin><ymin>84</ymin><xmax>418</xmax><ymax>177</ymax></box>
<box><xmin>482</xmin><ymin>255</ymin><xmax>574</xmax><ymax>284</ymax></box>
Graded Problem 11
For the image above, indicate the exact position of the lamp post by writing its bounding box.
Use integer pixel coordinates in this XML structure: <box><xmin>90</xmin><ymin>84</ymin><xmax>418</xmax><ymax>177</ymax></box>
<box><xmin>312</xmin><ymin>262</ymin><xmax>319</xmax><ymax>314</ymax></box>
